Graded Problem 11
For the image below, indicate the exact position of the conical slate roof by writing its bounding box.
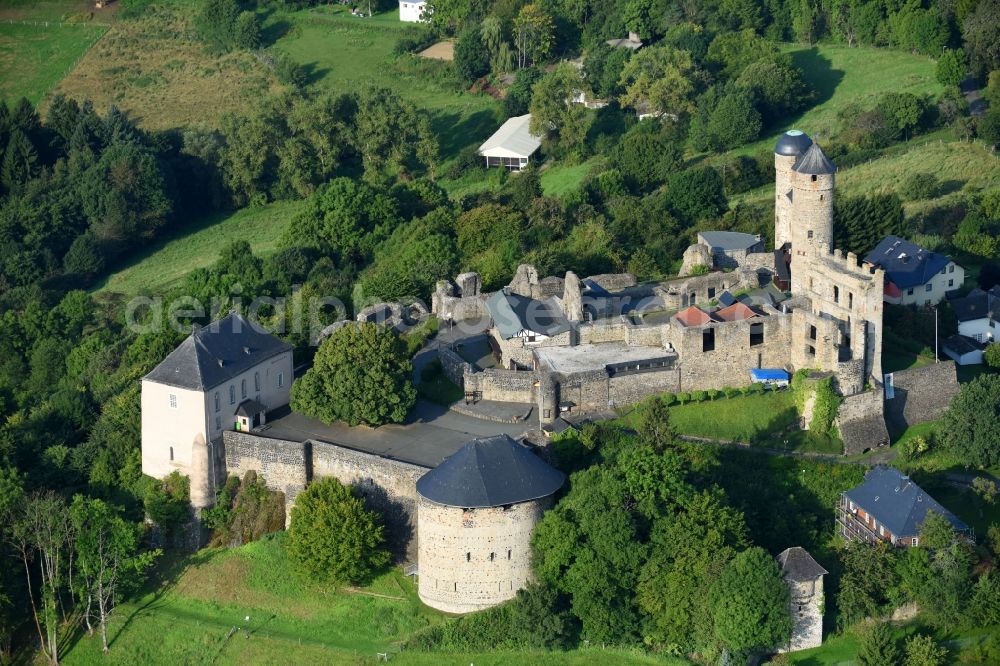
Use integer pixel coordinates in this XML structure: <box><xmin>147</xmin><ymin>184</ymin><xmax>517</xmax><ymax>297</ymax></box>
<box><xmin>416</xmin><ymin>435</ymin><xmax>565</xmax><ymax>508</ymax></box>
<box><xmin>777</xmin><ymin>547</ymin><xmax>828</xmax><ymax>582</ymax></box>
<box><xmin>793</xmin><ymin>142</ymin><xmax>836</xmax><ymax>175</ymax></box>
<box><xmin>774</xmin><ymin>129</ymin><xmax>812</xmax><ymax>156</ymax></box>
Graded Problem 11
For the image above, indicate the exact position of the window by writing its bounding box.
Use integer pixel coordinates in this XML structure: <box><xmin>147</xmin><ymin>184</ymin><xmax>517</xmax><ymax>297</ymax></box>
<box><xmin>948</xmin><ymin>265</ymin><xmax>954</xmax><ymax>273</ymax></box>
<box><xmin>707</xmin><ymin>287</ymin><xmax>716</xmax><ymax>299</ymax></box>
<box><xmin>833</xmin><ymin>285</ymin><xmax>839</xmax><ymax>303</ymax></box>
<box><xmin>912</xmin><ymin>537</ymin><xmax>919</xmax><ymax>546</ymax></box>
<box><xmin>277</xmin><ymin>372</ymin><xmax>284</xmax><ymax>388</ymax></box>
<box><xmin>489</xmin><ymin>552</ymin><xmax>495</xmax><ymax>562</ymax></box>
<box><xmin>215</xmin><ymin>416</ymin><xmax>221</xmax><ymax>430</ymax></box>
<box><xmin>807</xmin><ymin>230</ymin><xmax>813</xmax><ymax>239</ymax></box>
<box><xmin>465</xmin><ymin>552</ymin><xmax>471</xmax><ymax>562</ymax></box>
<box><xmin>169</xmin><ymin>446</ymin><xmax>174</xmax><ymax>461</ymax></box>
<box><xmin>948</xmin><ymin>279</ymin><xmax>954</xmax><ymax>287</ymax></box>
<box><xmin>940</xmin><ymin>266</ymin><xmax>947</xmax><ymax>275</ymax></box>
<box><xmin>811</xmin><ymin>174</ymin><xmax>817</xmax><ymax>182</ymax></box>
<box><xmin>925</xmin><ymin>284</ymin><xmax>932</xmax><ymax>292</ymax></box>
<box><xmin>507</xmin><ymin>550</ymin><xmax>512</xmax><ymax>560</ymax></box>
<box><xmin>241</xmin><ymin>379</ymin><xmax>247</xmax><ymax>399</ymax></box>
<box><xmin>907</xmin><ymin>288</ymin><xmax>914</xmax><ymax>296</ymax></box>
<box><xmin>807</xmin><ymin>344</ymin><xmax>816</xmax><ymax>356</ymax></box>
<box><xmin>702</xmin><ymin>327</ymin><xmax>715</xmax><ymax>352</ymax></box>
<box><xmin>169</xmin><ymin>394</ymin><xmax>177</xmax><ymax>409</ymax></box>
<box><xmin>254</xmin><ymin>371</ymin><xmax>260</xmax><ymax>392</ymax></box>
<box><xmin>214</xmin><ymin>392</ymin><xmax>220</xmax><ymax>412</ymax></box>
<box><xmin>848</xmin><ymin>292</ymin><xmax>854</xmax><ymax>309</ymax></box>
<box><xmin>229</xmin><ymin>386</ymin><xmax>236</xmax><ymax>404</ymax></box>
<box><xmin>750</xmin><ymin>322</ymin><xmax>764</xmax><ymax>347</ymax></box>
<box><xmin>809</xmin><ymin>325</ymin><xmax>817</xmax><ymax>340</ymax></box>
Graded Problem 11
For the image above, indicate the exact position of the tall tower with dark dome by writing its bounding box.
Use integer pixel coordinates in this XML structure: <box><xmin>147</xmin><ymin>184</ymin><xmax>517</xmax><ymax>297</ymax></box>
<box><xmin>774</xmin><ymin>130</ymin><xmax>812</xmax><ymax>249</ymax></box>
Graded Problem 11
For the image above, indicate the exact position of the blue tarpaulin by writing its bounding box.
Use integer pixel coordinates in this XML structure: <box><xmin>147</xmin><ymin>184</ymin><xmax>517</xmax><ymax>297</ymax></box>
<box><xmin>750</xmin><ymin>368</ymin><xmax>790</xmax><ymax>383</ymax></box>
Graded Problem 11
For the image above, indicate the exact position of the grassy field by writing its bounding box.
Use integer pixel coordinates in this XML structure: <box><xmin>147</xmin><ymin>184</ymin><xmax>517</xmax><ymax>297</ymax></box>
<box><xmin>272</xmin><ymin>5</ymin><xmax>498</xmax><ymax>161</ymax></box>
<box><xmin>0</xmin><ymin>21</ymin><xmax>106</xmax><ymax>104</ymax></box>
<box><xmin>50</xmin><ymin>2</ymin><xmax>281</xmax><ymax>130</ymax></box>
<box><xmin>729</xmin><ymin>43</ymin><xmax>943</xmax><ymax>157</ymax></box>
<box><xmin>94</xmin><ymin>200</ymin><xmax>304</xmax><ymax>296</ymax></box>
<box><xmin>541</xmin><ymin>159</ymin><xmax>599</xmax><ymax>197</ymax></box>
<box><xmin>61</xmin><ymin>534</ymin><xmax>682</xmax><ymax>666</ymax></box>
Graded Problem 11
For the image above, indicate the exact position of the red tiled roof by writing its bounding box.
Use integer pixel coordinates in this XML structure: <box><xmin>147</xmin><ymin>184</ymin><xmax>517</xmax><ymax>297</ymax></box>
<box><xmin>715</xmin><ymin>302</ymin><xmax>759</xmax><ymax>322</ymax></box>
<box><xmin>884</xmin><ymin>281</ymin><xmax>902</xmax><ymax>298</ymax></box>
<box><xmin>675</xmin><ymin>306</ymin><xmax>715</xmax><ymax>327</ymax></box>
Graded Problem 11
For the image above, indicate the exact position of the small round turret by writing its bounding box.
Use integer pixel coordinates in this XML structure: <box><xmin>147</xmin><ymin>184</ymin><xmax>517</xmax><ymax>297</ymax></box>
<box><xmin>774</xmin><ymin>129</ymin><xmax>813</xmax><ymax>157</ymax></box>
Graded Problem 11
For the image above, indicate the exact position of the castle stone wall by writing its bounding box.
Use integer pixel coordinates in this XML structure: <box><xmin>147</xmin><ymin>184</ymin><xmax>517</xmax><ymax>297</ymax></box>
<box><xmin>417</xmin><ymin>496</ymin><xmax>551</xmax><ymax>613</ymax></box>
<box><xmin>311</xmin><ymin>441</ymin><xmax>427</xmax><ymax>559</ymax></box>
<box><xmin>439</xmin><ymin>347</ymin><xmax>471</xmax><ymax>388</ymax></box>
<box><xmin>578</xmin><ymin>321</ymin><xmax>628</xmax><ymax>345</ymax></box>
<box><xmin>609</xmin><ymin>368</ymin><xmax>682</xmax><ymax>406</ymax></box>
<box><xmin>836</xmin><ymin>390</ymin><xmax>890</xmax><ymax>455</ymax></box>
<box><xmin>222</xmin><ymin>431</ymin><xmax>310</xmax><ymax>519</ymax></box>
<box><xmin>885</xmin><ymin>361</ymin><xmax>961</xmax><ymax>432</ymax></box>
<box><xmin>464</xmin><ymin>368</ymin><xmax>538</xmax><ymax>403</ymax></box>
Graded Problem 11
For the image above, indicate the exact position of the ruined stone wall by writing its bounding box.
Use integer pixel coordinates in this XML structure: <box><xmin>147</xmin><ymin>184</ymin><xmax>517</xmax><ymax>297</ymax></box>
<box><xmin>439</xmin><ymin>347</ymin><xmax>471</xmax><ymax>388</ymax></box>
<box><xmin>885</xmin><ymin>361</ymin><xmax>961</xmax><ymax>432</ymax></box>
<box><xmin>311</xmin><ymin>441</ymin><xmax>427</xmax><ymax>559</ymax></box>
<box><xmin>836</xmin><ymin>390</ymin><xmax>889</xmax><ymax>455</ymax></box>
<box><xmin>585</xmin><ymin>273</ymin><xmax>636</xmax><ymax>292</ymax></box>
<box><xmin>790</xmin><ymin>309</ymin><xmax>842</xmax><ymax>375</ymax></box>
<box><xmin>554</xmin><ymin>369</ymin><xmax>611</xmax><ymax>414</ymax></box>
<box><xmin>464</xmin><ymin>368</ymin><xmax>539</xmax><ymax>403</ymax></box>
<box><xmin>609</xmin><ymin>368</ymin><xmax>682</xmax><ymax>406</ymax></box>
<box><xmin>658</xmin><ymin>269</ymin><xmax>760</xmax><ymax>310</ymax></box>
<box><xmin>578</xmin><ymin>321</ymin><xmax>628</xmax><ymax>345</ymax></box>
<box><xmin>664</xmin><ymin>314</ymin><xmax>793</xmax><ymax>391</ymax></box>
<box><xmin>626</xmin><ymin>323</ymin><xmax>668</xmax><ymax>347</ymax></box>
<box><xmin>222</xmin><ymin>431</ymin><xmax>310</xmax><ymax>520</ymax></box>
<box><xmin>417</xmin><ymin>496</ymin><xmax>552</xmax><ymax>614</ymax></box>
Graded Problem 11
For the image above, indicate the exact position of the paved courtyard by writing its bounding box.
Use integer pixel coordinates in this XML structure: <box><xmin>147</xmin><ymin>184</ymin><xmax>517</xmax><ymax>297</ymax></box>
<box><xmin>261</xmin><ymin>400</ymin><xmax>539</xmax><ymax>468</ymax></box>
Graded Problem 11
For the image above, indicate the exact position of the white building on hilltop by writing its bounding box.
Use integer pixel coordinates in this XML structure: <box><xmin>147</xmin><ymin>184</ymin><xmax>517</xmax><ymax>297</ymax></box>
<box><xmin>478</xmin><ymin>114</ymin><xmax>542</xmax><ymax>172</ymax></box>
<box><xmin>399</xmin><ymin>0</ymin><xmax>427</xmax><ymax>22</ymax></box>
<box><xmin>140</xmin><ymin>313</ymin><xmax>293</xmax><ymax>505</ymax></box>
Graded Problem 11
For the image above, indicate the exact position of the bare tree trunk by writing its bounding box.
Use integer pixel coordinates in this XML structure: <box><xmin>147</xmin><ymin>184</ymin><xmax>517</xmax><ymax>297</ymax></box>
<box><xmin>21</xmin><ymin>549</ymin><xmax>49</xmax><ymax>662</ymax></box>
<box><xmin>98</xmin><ymin>590</ymin><xmax>109</xmax><ymax>654</ymax></box>
<box><xmin>84</xmin><ymin>591</ymin><xmax>93</xmax><ymax>635</ymax></box>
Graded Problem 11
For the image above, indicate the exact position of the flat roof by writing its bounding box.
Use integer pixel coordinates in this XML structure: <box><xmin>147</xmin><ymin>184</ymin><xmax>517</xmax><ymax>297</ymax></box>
<box><xmin>259</xmin><ymin>403</ymin><xmax>538</xmax><ymax>469</ymax></box>
<box><xmin>534</xmin><ymin>342</ymin><xmax>673</xmax><ymax>375</ymax></box>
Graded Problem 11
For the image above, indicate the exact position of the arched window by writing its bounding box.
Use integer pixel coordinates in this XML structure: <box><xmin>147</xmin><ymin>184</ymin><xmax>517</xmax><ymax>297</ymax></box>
<box><xmin>169</xmin><ymin>446</ymin><xmax>174</xmax><ymax>461</ymax></box>
<box><xmin>241</xmin><ymin>379</ymin><xmax>247</xmax><ymax>399</ymax></box>
<box><xmin>833</xmin><ymin>285</ymin><xmax>839</xmax><ymax>303</ymax></box>
<box><xmin>229</xmin><ymin>385</ymin><xmax>236</xmax><ymax>404</ymax></box>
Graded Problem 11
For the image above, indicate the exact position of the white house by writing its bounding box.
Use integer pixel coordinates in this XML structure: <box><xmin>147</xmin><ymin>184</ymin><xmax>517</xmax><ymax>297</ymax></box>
<box><xmin>140</xmin><ymin>312</ymin><xmax>293</xmax><ymax>483</ymax></box>
<box><xmin>399</xmin><ymin>0</ymin><xmax>427</xmax><ymax>22</ymax></box>
<box><xmin>951</xmin><ymin>286</ymin><xmax>999</xmax><ymax>344</ymax></box>
<box><xmin>477</xmin><ymin>114</ymin><xmax>542</xmax><ymax>172</ymax></box>
<box><xmin>864</xmin><ymin>236</ymin><xmax>964</xmax><ymax>306</ymax></box>
<box><xmin>943</xmin><ymin>334</ymin><xmax>985</xmax><ymax>366</ymax></box>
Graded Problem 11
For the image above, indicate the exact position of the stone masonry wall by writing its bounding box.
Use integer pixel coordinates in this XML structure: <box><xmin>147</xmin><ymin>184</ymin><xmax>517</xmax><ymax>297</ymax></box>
<box><xmin>836</xmin><ymin>390</ymin><xmax>889</xmax><ymax>455</ymax></box>
<box><xmin>439</xmin><ymin>347</ymin><xmax>471</xmax><ymax>388</ymax></box>
<box><xmin>464</xmin><ymin>368</ymin><xmax>539</xmax><ymax>403</ymax></box>
<box><xmin>311</xmin><ymin>441</ymin><xmax>427</xmax><ymax>559</ymax></box>
<box><xmin>578</xmin><ymin>321</ymin><xmax>628</xmax><ymax>345</ymax></box>
<box><xmin>417</xmin><ymin>496</ymin><xmax>551</xmax><ymax>614</ymax></box>
<box><xmin>222</xmin><ymin>431</ymin><xmax>309</xmax><ymax>520</ymax></box>
<box><xmin>609</xmin><ymin>368</ymin><xmax>683</xmax><ymax>407</ymax></box>
<box><xmin>885</xmin><ymin>361</ymin><xmax>961</xmax><ymax>432</ymax></box>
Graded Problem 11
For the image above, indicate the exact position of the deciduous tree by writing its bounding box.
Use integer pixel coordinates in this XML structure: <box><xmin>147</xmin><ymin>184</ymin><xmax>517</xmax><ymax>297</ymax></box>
<box><xmin>709</xmin><ymin>546</ymin><xmax>792</xmax><ymax>655</ymax></box>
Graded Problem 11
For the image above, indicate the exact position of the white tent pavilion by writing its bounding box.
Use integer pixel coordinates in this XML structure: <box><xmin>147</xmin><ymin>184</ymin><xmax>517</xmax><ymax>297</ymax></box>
<box><xmin>477</xmin><ymin>114</ymin><xmax>542</xmax><ymax>172</ymax></box>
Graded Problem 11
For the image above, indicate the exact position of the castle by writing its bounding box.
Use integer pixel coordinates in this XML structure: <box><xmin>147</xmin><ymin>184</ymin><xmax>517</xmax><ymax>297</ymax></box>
<box><xmin>433</xmin><ymin>130</ymin><xmax>890</xmax><ymax>452</ymax></box>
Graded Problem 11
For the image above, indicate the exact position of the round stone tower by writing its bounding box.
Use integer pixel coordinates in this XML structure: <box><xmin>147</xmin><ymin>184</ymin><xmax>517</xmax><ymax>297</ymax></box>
<box><xmin>773</xmin><ymin>130</ymin><xmax>812</xmax><ymax>249</ymax></box>
<box><xmin>416</xmin><ymin>434</ymin><xmax>565</xmax><ymax>614</ymax></box>
<box><xmin>789</xmin><ymin>142</ymin><xmax>836</xmax><ymax>259</ymax></box>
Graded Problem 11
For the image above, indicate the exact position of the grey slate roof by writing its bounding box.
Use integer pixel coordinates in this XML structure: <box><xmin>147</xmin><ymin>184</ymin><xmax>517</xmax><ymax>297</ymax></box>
<box><xmin>235</xmin><ymin>398</ymin><xmax>267</xmax><ymax>417</ymax></box>
<box><xmin>143</xmin><ymin>312</ymin><xmax>292</xmax><ymax>391</ymax></box>
<box><xmin>792</xmin><ymin>142</ymin><xmax>836</xmax><ymax>175</ymax></box>
<box><xmin>843</xmin><ymin>466</ymin><xmax>968</xmax><ymax>538</ymax></box>
<box><xmin>774</xmin><ymin>130</ymin><xmax>812</xmax><ymax>156</ymax></box>
<box><xmin>864</xmin><ymin>236</ymin><xmax>954</xmax><ymax>289</ymax></box>
<box><xmin>950</xmin><ymin>286</ymin><xmax>1000</xmax><ymax>323</ymax></box>
<box><xmin>943</xmin><ymin>334</ymin><xmax>984</xmax><ymax>356</ymax></box>
<box><xmin>718</xmin><ymin>291</ymin><xmax>737</xmax><ymax>307</ymax></box>
<box><xmin>415</xmin><ymin>435</ymin><xmax>565</xmax><ymax>508</ymax></box>
<box><xmin>777</xmin><ymin>547</ymin><xmax>827</xmax><ymax>582</ymax></box>
<box><xmin>699</xmin><ymin>231</ymin><xmax>762</xmax><ymax>252</ymax></box>
<box><xmin>486</xmin><ymin>290</ymin><xmax>572</xmax><ymax>340</ymax></box>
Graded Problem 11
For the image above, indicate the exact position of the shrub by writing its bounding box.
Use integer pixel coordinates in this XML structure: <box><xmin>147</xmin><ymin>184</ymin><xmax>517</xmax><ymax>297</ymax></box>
<box><xmin>722</xmin><ymin>387</ymin><xmax>738</xmax><ymax>399</ymax></box>
<box><xmin>660</xmin><ymin>393</ymin><xmax>676</xmax><ymax>406</ymax></box>
<box><xmin>676</xmin><ymin>392</ymin><xmax>690</xmax><ymax>404</ymax></box>
<box><xmin>690</xmin><ymin>390</ymin><xmax>707</xmax><ymax>402</ymax></box>
<box><xmin>706</xmin><ymin>389</ymin><xmax>720</xmax><ymax>401</ymax></box>
<box><xmin>901</xmin><ymin>172</ymin><xmax>939</xmax><ymax>200</ymax></box>
<box><xmin>809</xmin><ymin>376</ymin><xmax>842</xmax><ymax>437</ymax></box>
<box><xmin>984</xmin><ymin>342</ymin><xmax>1000</xmax><ymax>369</ymax></box>
<box><xmin>286</xmin><ymin>477</ymin><xmax>389</xmax><ymax>585</ymax></box>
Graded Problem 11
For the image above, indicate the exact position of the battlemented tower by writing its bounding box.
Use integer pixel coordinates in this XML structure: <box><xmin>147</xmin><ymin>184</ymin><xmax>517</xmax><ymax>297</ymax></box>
<box><xmin>788</xmin><ymin>143</ymin><xmax>836</xmax><ymax>293</ymax></box>
<box><xmin>773</xmin><ymin>130</ymin><xmax>813</xmax><ymax>249</ymax></box>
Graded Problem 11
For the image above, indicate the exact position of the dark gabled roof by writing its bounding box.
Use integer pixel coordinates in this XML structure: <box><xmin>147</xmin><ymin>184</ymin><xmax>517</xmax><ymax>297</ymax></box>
<box><xmin>486</xmin><ymin>290</ymin><xmax>572</xmax><ymax>340</ymax></box>
<box><xmin>699</xmin><ymin>231</ymin><xmax>762</xmax><ymax>252</ymax></box>
<box><xmin>792</xmin><ymin>142</ymin><xmax>836</xmax><ymax>175</ymax></box>
<box><xmin>718</xmin><ymin>290</ymin><xmax>736</xmax><ymax>307</ymax></box>
<box><xmin>235</xmin><ymin>398</ymin><xmax>267</xmax><ymax>417</ymax></box>
<box><xmin>777</xmin><ymin>547</ymin><xmax>827</xmax><ymax>582</ymax></box>
<box><xmin>943</xmin><ymin>334</ymin><xmax>984</xmax><ymax>356</ymax></box>
<box><xmin>864</xmin><ymin>236</ymin><xmax>954</xmax><ymax>289</ymax></box>
<box><xmin>143</xmin><ymin>312</ymin><xmax>292</xmax><ymax>391</ymax></box>
<box><xmin>774</xmin><ymin>249</ymin><xmax>791</xmax><ymax>284</ymax></box>
<box><xmin>416</xmin><ymin>435</ymin><xmax>565</xmax><ymax>508</ymax></box>
<box><xmin>843</xmin><ymin>466</ymin><xmax>968</xmax><ymax>538</ymax></box>
<box><xmin>774</xmin><ymin>130</ymin><xmax>812</xmax><ymax>156</ymax></box>
<box><xmin>950</xmin><ymin>287</ymin><xmax>1000</xmax><ymax>323</ymax></box>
